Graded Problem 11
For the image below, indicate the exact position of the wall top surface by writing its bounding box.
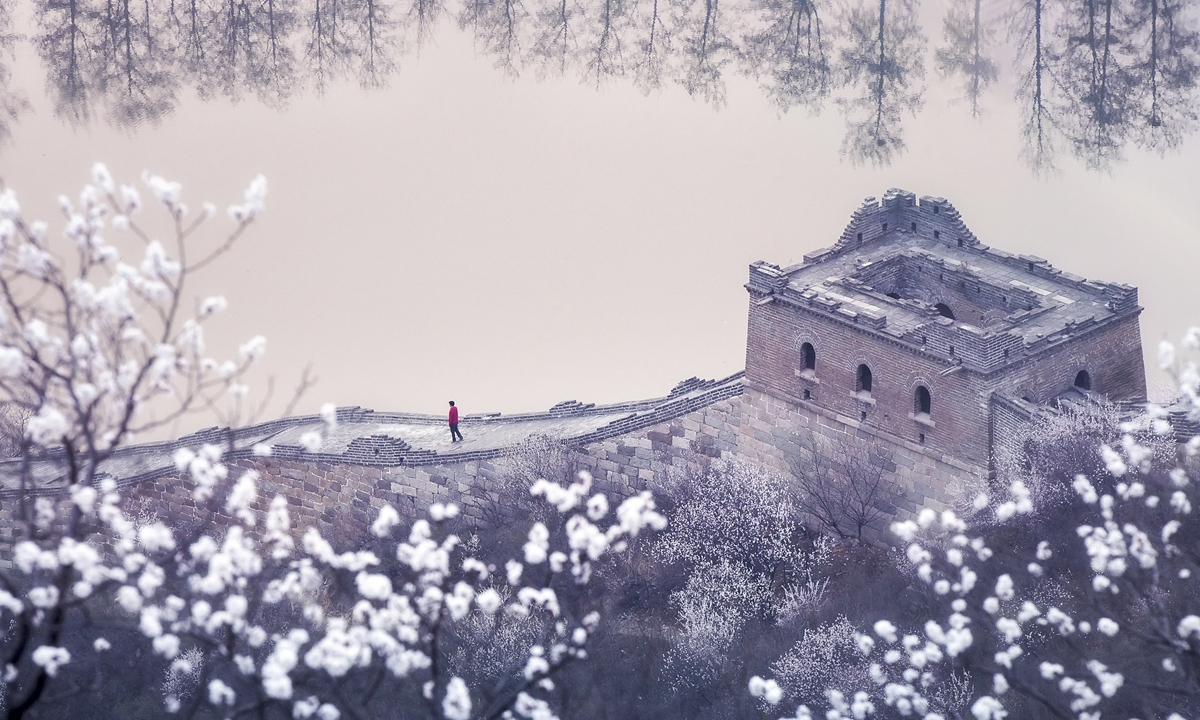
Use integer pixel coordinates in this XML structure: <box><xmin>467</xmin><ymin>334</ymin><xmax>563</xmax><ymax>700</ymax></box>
<box><xmin>0</xmin><ymin>374</ymin><xmax>745</xmax><ymax>495</ymax></box>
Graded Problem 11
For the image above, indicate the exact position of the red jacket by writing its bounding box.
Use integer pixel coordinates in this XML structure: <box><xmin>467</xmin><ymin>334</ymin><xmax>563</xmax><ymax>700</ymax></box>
<box><xmin>448</xmin><ymin>406</ymin><xmax>459</xmax><ymax>424</ymax></box>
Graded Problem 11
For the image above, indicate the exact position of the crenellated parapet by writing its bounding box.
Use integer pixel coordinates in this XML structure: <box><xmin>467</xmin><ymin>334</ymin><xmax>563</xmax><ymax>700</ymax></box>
<box><xmin>812</xmin><ymin>189</ymin><xmax>982</xmax><ymax>260</ymax></box>
<box><xmin>748</xmin><ymin>189</ymin><xmax>1143</xmax><ymax>377</ymax></box>
<box><xmin>0</xmin><ymin>373</ymin><xmax>746</xmax><ymax>498</ymax></box>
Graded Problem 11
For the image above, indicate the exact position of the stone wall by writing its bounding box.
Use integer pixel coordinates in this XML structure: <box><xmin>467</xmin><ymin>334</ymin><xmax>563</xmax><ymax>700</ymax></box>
<box><xmin>0</xmin><ymin>188</ymin><xmax>1155</xmax><ymax>557</ymax></box>
<box><xmin>90</xmin><ymin>382</ymin><xmax>980</xmax><ymax>549</ymax></box>
<box><xmin>139</xmin><ymin>457</ymin><xmax>504</xmax><ymax>545</ymax></box>
<box><xmin>570</xmin><ymin>387</ymin><xmax>982</xmax><ymax>541</ymax></box>
<box><xmin>990</xmin><ymin>394</ymin><xmax>1039</xmax><ymax>471</ymax></box>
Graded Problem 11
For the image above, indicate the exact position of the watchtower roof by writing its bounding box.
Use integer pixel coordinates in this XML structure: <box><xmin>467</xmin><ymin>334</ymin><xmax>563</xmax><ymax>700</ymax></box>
<box><xmin>747</xmin><ymin>189</ymin><xmax>1141</xmax><ymax>374</ymax></box>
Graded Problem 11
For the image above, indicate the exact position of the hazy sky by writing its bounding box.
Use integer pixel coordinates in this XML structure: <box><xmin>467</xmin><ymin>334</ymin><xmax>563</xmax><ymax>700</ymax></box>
<box><xmin>1</xmin><ymin>1</ymin><xmax>1198</xmax><ymax>429</ymax></box>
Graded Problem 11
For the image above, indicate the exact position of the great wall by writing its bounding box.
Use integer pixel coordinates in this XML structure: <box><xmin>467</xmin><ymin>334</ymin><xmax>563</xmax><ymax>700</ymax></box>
<box><xmin>2</xmin><ymin>188</ymin><xmax>1178</xmax><ymax>545</ymax></box>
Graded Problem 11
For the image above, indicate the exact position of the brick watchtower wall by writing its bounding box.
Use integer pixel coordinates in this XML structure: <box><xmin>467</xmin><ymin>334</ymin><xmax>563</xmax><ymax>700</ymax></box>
<box><xmin>745</xmin><ymin>293</ymin><xmax>994</xmax><ymax>471</ymax></box>
<box><xmin>745</xmin><ymin>297</ymin><xmax>1147</xmax><ymax>475</ymax></box>
<box><xmin>984</xmin><ymin>314</ymin><xmax>1146</xmax><ymax>406</ymax></box>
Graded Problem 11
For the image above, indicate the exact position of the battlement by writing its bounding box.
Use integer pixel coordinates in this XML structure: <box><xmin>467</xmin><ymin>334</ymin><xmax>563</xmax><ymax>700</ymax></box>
<box><xmin>748</xmin><ymin>190</ymin><xmax>1142</xmax><ymax>376</ymax></box>
<box><xmin>746</xmin><ymin>189</ymin><xmax>1148</xmax><ymax>470</ymax></box>
<box><xmin>0</xmin><ymin>373</ymin><xmax>745</xmax><ymax>497</ymax></box>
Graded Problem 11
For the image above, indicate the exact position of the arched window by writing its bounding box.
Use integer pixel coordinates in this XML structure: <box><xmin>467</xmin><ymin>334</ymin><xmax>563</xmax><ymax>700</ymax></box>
<box><xmin>915</xmin><ymin>386</ymin><xmax>931</xmax><ymax>415</ymax></box>
<box><xmin>1074</xmin><ymin>370</ymin><xmax>1092</xmax><ymax>391</ymax></box>
<box><xmin>934</xmin><ymin>303</ymin><xmax>955</xmax><ymax>320</ymax></box>
<box><xmin>856</xmin><ymin>364</ymin><xmax>873</xmax><ymax>394</ymax></box>
<box><xmin>801</xmin><ymin>343</ymin><xmax>816</xmax><ymax>373</ymax></box>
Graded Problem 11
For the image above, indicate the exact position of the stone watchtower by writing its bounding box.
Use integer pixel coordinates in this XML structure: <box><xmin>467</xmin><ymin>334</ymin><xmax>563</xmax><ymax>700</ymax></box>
<box><xmin>743</xmin><ymin>189</ymin><xmax>1147</xmax><ymax>488</ymax></box>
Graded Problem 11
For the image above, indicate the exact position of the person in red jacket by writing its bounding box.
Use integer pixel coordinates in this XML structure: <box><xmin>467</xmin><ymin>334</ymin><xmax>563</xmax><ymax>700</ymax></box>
<box><xmin>448</xmin><ymin>401</ymin><xmax>464</xmax><ymax>442</ymax></box>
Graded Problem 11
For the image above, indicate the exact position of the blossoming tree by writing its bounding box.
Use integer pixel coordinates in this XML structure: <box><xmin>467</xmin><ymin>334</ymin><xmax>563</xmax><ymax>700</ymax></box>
<box><xmin>749</xmin><ymin>330</ymin><xmax>1200</xmax><ymax>720</ymax></box>
<box><xmin>0</xmin><ymin>167</ymin><xmax>667</xmax><ymax>720</ymax></box>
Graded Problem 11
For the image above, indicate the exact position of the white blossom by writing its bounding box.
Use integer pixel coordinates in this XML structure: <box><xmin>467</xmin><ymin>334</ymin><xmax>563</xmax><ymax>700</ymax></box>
<box><xmin>443</xmin><ymin>677</ymin><xmax>472</xmax><ymax>720</ymax></box>
<box><xmin>524</xmin><ymin>523</ymin><xmax>550</xmax><ymax>564</ymax></box>
<box><xmin>513</xmin><ymin>692</ymin><xmax>559</xmax><ymax>720</ymax></box>
<box><xmin>208</xmin><ymin>679</ymin><xmax>236</xmax><ymax>706</ymax></box>
<box><xmin>0</xmin><ymin>346</ymin><xmax>24</xmax><ymax>377</ymax></box>
<box><xmin>153</xmin><ymin>634</ymin><xmax>181</xmax><ymax>658</ymax></box>
<box><xmin>748</xmin><ymin>676</ymin><xmax>784</xmax><ymax>705</ymax></box>
<box><xmin>299</xmin><ymin>431</ymin><xmax>322</xmax><ymax>452</ymax></box>
<box><xmin>506</xmin><ymin>560</ymin><xmax>524</xmax><ymax>586</ymax></box>
<box><xmin>1159</xmin><ymin>339</ymin><xmax>1176</xmax><ymax>370</ymax></box>
<box><xmin>476</xmin><ymin>589</ymin><xmax>502</xmax><ymax>614</ymax></box>
<box><xmin>1176</xmin><ymin>615</ymin><xmax>1200</xmax><ymax>639</ymax></box>
<box><xmin>304</xmin><ymin>619</ymin><xmax>370</xmax><ymax>677</ymax></box>
<box><xmin>1087</xmin><ymin>660</ymin><xmax>1124</xmax><ymax>697</ymax></box>
<box><xmin>31</xmin><ymin>646</ymin><xmax>71</xmax><ymax>677</ymax></box>
<box><xmin>28</xmin><ymin>586</ymin><xmax>60</xmax><ymax>609</ymax></box>
<box><xmin>356</xmin><ymin>572</ymin><xmax>392</xmax><ymax>600</ymax></box>
<box><xmin>228</xmin><ymin>175</ymin><xmax>268</xmax><ymax>222</ymax></box>
<box><xmin>993</xmin><ymin>674</ymin><xmax>1009</xmax><ymax>695</ymax></box>
<box><xmin>263</xmin><ymin>630</ymin><xmax>309</xmax><ymax>699</ymax></box>
<box><xmin>517</xmin><ymin>587</ymin><xmax>561</xmax><ymax>616</ymax></box>
<box><xmin>971</xmin><ymin>696</ymin><xmax>1007</xmax><ymax>720</ymax></box>
<box><xmin>994</xmin><ymin>574</ymin><xmax>1014</xmax><ymax>600</ymax></box>
<box><xmin>320</xmin><ymin>403</ymin><xmax>338</xmax><ymax>430</ymax></box>
<box><xmin>200</xmin><ymin>295</ymin><xmax>228</xmax><ymax>316</ymax></box>
<box><xmin>372</xmin><ymin>505</ymin><xmax>401</xmax><ymax>538</ymax></box>
<box><xmin>138</xmin><ymin>523</ymin><xmax>177</xmax><ymax>553</ymax></box>
<box><xmin>587</xmin><ymin>494</ymin><xmax>609</xmax><ymax>520</ymax></box>
<box><xmin>1100</xmin><ymin>445</ymin><xmax>1127</xmax><ymax>477</ymax></box>
<box><xmin>873</xmin><ymin>620</ymin><xmax>898</xmax><ymax>643</ymax></box>
<box><xmin>225</xmin><ymin>471</ymin><xmax>260</xmax><ymax>526</ymax></box>
<box><xmin>239</xmin><ymin>335</ymin><xmax>267</xmax><ymax>362</ymax></box>
<box><xmin>26</xmin><ymin>405</ymin><xmax>69</xmax><ymax>446</ymax></box>
<box><xmin>117</xmin><ymin>585</ymin><xmax>143</xmax><ymax>613</ymax></box>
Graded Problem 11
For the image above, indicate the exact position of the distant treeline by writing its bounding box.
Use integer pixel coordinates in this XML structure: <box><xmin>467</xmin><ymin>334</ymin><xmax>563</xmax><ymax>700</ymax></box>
<box><xmin>0</xmin><ymin>0</ymin><xmax>1197</xmax><ymax>169</ymax></box>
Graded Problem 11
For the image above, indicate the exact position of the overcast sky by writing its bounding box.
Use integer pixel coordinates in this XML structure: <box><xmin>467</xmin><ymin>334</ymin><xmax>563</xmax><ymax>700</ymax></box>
<box><xmin>2</xmin><ymin>7</ymin><xmax>1198</xmax><ymax>430</ymax></box>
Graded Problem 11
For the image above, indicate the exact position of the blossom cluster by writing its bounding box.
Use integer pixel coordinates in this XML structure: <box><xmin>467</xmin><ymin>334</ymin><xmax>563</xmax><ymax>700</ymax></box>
<box><xmin>750</xmin><ymin>326</ymin><xmax>1200</xmax><ymax>720</ymax></box>
<box><xmin>0</xmin><ymin>168</ymin><xmax>667</xmax><ymax>720</ymax></box>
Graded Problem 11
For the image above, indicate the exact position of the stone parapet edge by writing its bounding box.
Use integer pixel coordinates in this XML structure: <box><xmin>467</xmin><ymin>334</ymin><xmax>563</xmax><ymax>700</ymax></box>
<box><xmin>0</xmin><ymin>372</ymin><xmax>747</xmax><ymax>498</ymax></box>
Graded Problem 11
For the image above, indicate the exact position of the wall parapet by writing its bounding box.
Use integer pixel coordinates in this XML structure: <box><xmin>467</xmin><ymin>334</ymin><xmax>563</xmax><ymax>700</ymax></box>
<box><xmin>0</xmin><ymin>373</ymin><xmax>746</xmax><ymax>498</ymax></box>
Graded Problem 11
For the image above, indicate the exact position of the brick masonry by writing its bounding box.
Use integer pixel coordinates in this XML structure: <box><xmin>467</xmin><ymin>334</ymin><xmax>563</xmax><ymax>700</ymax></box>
<box><xmin>746</xmin><ymin>297</ymin><xmax>1146</xmax><ymax>470</ymax></box>
<box><xmin>97</xmin><ymin>383</ymin><xmax>982</xmax><ymax>548</ymax></box>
